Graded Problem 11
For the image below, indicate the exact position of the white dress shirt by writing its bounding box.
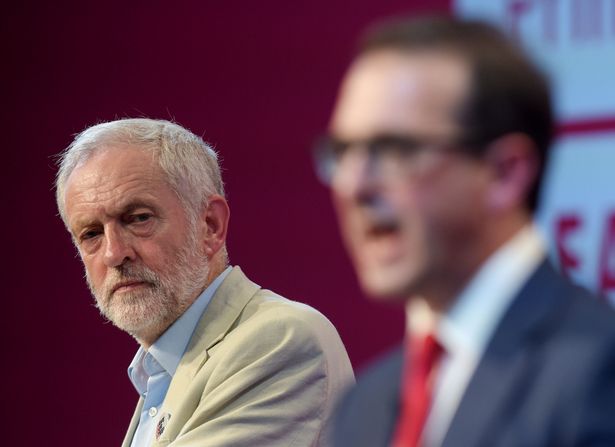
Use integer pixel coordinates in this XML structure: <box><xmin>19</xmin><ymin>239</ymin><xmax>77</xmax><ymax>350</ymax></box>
<box><xmin>406</xmin><ymin>225</ymin><xmax>546</xmax><ymax>447</ymax></box>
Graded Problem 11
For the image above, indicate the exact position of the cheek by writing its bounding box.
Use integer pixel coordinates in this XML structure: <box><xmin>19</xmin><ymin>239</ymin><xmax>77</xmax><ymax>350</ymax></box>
<box><xmin>138</xmin><ymin>234</ymin><xmax>187</xmax><ymax>270</ymax></box>
<box><xmin>81</xmin><ymin>255</ymin><xmax>105</xmax><ymax>287</ymax></box>
<box><xmin>447</xmin><ymin>171</ymin><xmax>488</xmax><ymax>220</ymax></box>
<box><xmin>332</xmin><ymin>193</ymin><xmax>355</xmax><ymax>232</ymax></box>
<box><xmin>137</xmin><ymin>244</ymin><xmax>167</xmax><ymax>270</ymax></box>
<box><xmin>422</xmin><ymin>178</ymin><xmax>488</xmax><ymax>244</ymax></box>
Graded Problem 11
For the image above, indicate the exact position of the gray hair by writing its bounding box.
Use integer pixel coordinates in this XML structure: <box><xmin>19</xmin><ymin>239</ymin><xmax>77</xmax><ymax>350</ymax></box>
<box><xmin>55</xmin><ymin>118</ymin><xmax>225</xmax><ymax>226</ymax></box>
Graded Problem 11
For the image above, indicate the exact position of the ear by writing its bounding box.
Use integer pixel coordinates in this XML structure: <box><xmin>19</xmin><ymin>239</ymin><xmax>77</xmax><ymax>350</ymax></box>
<box><xmin>198</xmin><ymin>195</ymin><xmax>230</xmax><ymax>258</ymax></box>
<box><xmin>483</xmin><ymin>133</ymin><xmax>539</xmax><ymax>213</ymax></box>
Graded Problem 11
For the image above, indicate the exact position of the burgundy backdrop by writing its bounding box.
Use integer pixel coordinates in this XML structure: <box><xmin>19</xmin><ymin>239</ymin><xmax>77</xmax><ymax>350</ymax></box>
<box><xmin>4</xmin><ymin>2</ymin><xmax>450</xmax><ymax>445</ymax></box>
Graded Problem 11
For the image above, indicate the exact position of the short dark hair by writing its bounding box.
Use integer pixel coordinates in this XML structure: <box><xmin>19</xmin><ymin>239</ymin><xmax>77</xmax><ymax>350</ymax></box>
<box><xmin>359</xmin><ymin>15</ymin><xmax>554</xmax><ymax>213</ymax></box>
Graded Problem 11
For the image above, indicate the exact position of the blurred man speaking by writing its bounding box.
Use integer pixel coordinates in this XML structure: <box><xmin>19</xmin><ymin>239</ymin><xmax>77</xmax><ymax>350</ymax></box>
<box><xmin>56</xmin><ymin>118</ymin><xmax>353</xmax><ymax>446</ymax></box>
<box><xmin>314</xmin><ymin>16</ymin><xmax>615</xmax><ymax>447</ymax></box>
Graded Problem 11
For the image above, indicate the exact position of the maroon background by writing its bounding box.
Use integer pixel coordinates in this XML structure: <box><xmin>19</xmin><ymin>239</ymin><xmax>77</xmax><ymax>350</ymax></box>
<box><xmin>4</xmin><ymin>2</ymin><xmax>450</xmax><ymax>445</ymax></box>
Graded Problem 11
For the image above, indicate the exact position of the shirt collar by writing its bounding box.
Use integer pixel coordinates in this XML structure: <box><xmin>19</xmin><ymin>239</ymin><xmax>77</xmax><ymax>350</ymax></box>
<box><xmin>407</xmin><ymin>224</ymin><xmax>546</xmax><ymax>359</ymax></box>
<box><xmin>128</xmin><ymin>266</ymin><xmax>232</xmax><ymax>390</ymax></box>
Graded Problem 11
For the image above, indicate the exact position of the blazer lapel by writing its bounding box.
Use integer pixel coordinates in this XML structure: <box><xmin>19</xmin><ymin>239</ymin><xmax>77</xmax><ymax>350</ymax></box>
<box><xmin>441</xmin><ymin>261</ymin><xmax>568</xmax><ymax>447</ymax></box>
<box><xmin>153</xmin><ymin>266</ymin><xmax>260</xmax><ymax>443</ymax></box>
<box><xmin>377</xmin><ymin>349</ymin><xmax>404</xmax><ymax>445</ymax></box>
<box><xmin>173</xmin><ymin>266</ymin><xmax>259</xmax><ymax>379</ymax></box>
<box><xmin>121</xmin><ymin>397</ymin><xmax>144</xmax><ymax>447</ymax></box>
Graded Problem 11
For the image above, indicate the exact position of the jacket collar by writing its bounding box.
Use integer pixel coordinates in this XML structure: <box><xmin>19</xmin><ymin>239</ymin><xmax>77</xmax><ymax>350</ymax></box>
<box><xmin>441</xmin><ymin>260</ymin><xmax>569</xmax><ymax>447</ymax></box>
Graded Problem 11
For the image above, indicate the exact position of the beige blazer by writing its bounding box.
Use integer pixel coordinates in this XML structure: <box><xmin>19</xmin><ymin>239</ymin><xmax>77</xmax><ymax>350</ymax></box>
<box><xmin>122</xmin><ymin>266</ymin><xmax>354</xmax><ymax>447</ymax></box>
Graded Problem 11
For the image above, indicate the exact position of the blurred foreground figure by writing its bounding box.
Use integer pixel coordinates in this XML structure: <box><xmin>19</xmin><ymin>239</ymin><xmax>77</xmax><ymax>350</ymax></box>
<box><xmin>315</xmin><ymin>15</ymin><xmax>615</xmax><ymax>447</ymax></box>
<box><xmin>56</xmin><ymin>118</ymin><xmax>353</xmax><ymax>446</ymax></box>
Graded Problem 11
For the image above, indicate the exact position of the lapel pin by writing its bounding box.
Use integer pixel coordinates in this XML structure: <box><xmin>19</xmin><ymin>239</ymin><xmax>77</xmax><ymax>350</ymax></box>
<box><xmin>155</xmin><ymin>412</ymin><xmax>172</xmax><ymax>441</ymax></box>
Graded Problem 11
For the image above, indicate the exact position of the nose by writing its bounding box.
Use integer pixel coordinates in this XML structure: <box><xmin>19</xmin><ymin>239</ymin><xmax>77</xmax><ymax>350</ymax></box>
<box><xmin>331</xmin><ymin>148</ymin><xmax>380</xmax><ymax>203</ymax></box>
<box><xmin>102</xmin><ymin>225</ymin><xmax>136</xmax><ymax>268</ymax></box>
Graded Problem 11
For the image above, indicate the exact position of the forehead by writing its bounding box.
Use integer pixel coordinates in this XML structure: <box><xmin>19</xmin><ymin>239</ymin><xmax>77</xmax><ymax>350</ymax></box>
<box><xmin>63</xmin><ymin>145</ymin><xmax>176</xmax><ymax>224</ymax></box>
<box><xmin>330</xmin><ymin>49</ymin><xmax>471</xmax><ymax>139</ymax></box>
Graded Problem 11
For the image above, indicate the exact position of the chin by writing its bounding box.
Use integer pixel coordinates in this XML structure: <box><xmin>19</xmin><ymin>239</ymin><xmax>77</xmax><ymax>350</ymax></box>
<box><xmin>116</xmin><ymin>314</ymin><xmax>172</xmax><ymax>342</ymax></box>
<box><xmin>103</xmin><ymin>300</ymin><xmax>173</xmax><ymax>338</ymax></box>
<box><xmin>358</xmin><ymin>268</ymin><xmax>415</xmax><ymax>302</ymax></box>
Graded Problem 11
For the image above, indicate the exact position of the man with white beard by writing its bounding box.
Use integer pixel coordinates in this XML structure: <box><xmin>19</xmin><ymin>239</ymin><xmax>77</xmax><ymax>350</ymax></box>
<box><xmin>55</xmin><ymin>118</ymin><xmax>353</xmax><ymax>447</ymax></box>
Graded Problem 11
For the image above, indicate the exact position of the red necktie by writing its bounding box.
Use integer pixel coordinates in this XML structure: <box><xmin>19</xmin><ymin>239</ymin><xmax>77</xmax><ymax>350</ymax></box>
<box><xmin>392</xmin><ymin>333</ymin><xmax>444</xmax><ymax>447</ymax></box>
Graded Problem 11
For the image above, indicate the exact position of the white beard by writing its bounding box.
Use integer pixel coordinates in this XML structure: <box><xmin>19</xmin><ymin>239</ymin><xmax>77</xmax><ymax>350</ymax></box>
<box><xmin>86</xmin><ymin>227</ymin><xmax>209</xmax><ymax>343</ymax></box>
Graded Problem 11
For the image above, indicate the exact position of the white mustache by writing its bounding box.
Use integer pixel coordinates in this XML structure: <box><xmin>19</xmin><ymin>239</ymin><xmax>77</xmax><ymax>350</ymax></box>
<box><xmin>101</xmin><ymin>264</ymin><xmax>160</xmax><ymax>300</ymax></box>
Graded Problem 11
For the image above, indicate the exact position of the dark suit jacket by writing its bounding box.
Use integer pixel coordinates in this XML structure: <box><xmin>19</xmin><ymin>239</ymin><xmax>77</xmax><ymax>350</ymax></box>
<box><xmin>333</xmin><ymin>261</ymin><xmax>615</xmax><ymax>447</ymax></box>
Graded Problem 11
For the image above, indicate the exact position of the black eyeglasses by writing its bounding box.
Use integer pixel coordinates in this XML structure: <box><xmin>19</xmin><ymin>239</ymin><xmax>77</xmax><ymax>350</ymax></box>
<box><xmin>312</xmin><ymin>133</ymin><xmax>463</xmax><ymax>185</ymax></box>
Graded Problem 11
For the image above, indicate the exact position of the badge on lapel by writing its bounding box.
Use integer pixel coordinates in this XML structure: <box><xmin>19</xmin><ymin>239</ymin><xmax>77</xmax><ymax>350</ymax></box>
<box><xmin>155</xmin><ymin>412</ymin><xmax>172</xmax><ymax>441</ymax></box>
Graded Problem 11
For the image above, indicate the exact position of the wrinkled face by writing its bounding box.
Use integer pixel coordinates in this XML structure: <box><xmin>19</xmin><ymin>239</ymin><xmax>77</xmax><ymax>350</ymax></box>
<box><xmin>64</xmin><ymin>145</ymin><xmax>209</xmax><ymax>341</ymax></box>
<box><xmin>329</xmin><ymin>50</ymin><xmax>490</xmax><ymax>302</ymax></box>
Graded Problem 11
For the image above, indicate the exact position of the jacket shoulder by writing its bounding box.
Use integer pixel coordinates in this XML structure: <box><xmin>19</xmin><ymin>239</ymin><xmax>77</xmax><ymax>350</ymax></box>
<box><xmin>333</xmin><ymin>346</ymin><xmax>403</xmax><ymax>447</ymax></box>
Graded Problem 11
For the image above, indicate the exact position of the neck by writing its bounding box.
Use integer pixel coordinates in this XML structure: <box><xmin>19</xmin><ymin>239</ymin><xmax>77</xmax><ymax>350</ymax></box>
<box><xmin>418</xmin><ymin>212</ymin><xmax>531</xmax><ymax>315</ymax></box>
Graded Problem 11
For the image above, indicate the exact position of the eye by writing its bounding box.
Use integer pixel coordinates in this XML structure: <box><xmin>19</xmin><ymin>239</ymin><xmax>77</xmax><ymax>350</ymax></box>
<box><xmin>315</xmin><ymin>136</ymin><xmax>351</xmax><ymax>162</ymax></box>
<box><xmin>80</xmin><ymin>228</ymin><xmax>102</xmax><ymax>242</ymax></box>
<box><xmin>329</xmin><ymin>139</ymin><xmax>351</xmax><ymax>160</ymax></box>
<box><xmin>370</xmin><ymin>136</ymin><xmax>422</xmax><ymax>158</ymax></box>
<box><xmin>128</xmin><ymin>213</ymin><xmax>153</xmax><ymax>224</ymax></box>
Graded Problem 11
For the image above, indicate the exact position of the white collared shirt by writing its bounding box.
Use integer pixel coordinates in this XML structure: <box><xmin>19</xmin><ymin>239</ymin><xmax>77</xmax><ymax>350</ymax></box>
<box><xmin>406</xmin><ymin>225</ymin><xmax>546</xmax><ymax>447</ymax></box>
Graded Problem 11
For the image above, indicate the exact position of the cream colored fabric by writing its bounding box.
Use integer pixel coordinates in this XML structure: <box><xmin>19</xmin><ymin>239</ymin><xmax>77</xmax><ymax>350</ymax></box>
<box><xmin>122</xmin><ymin>266</ymin><xmax>354</xmax><ymax>447</ymax></box>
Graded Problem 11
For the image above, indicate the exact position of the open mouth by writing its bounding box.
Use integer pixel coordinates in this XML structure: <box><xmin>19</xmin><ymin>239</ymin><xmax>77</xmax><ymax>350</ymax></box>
<box><xmin>366</xmin><ymin>220</ymin><xmax>400</xmax><ymax>238</ymax></box>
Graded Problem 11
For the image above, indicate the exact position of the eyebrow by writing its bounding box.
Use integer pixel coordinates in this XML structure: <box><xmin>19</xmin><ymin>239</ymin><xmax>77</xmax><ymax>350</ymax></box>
<box><xmin>70</xmin><ymin>200</ymin><xmax>159</xmax><ymax>233</ymax></box>
<box><xmin>120</xmin><ymin>200</ymin><xmax>159</xmax><ymax>215</ymax></box>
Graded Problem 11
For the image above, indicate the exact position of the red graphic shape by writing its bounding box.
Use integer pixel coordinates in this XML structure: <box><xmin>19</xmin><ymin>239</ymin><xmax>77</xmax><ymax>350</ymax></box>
<box><xmin>599</xmin><ymin>213</ymin><xmax>615</xmax><ymax>293</ymax></box>
<box><xmin>556</xmin><ymin>214</ymin><xmax>582</xmax><ymax>278</ymax></box>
